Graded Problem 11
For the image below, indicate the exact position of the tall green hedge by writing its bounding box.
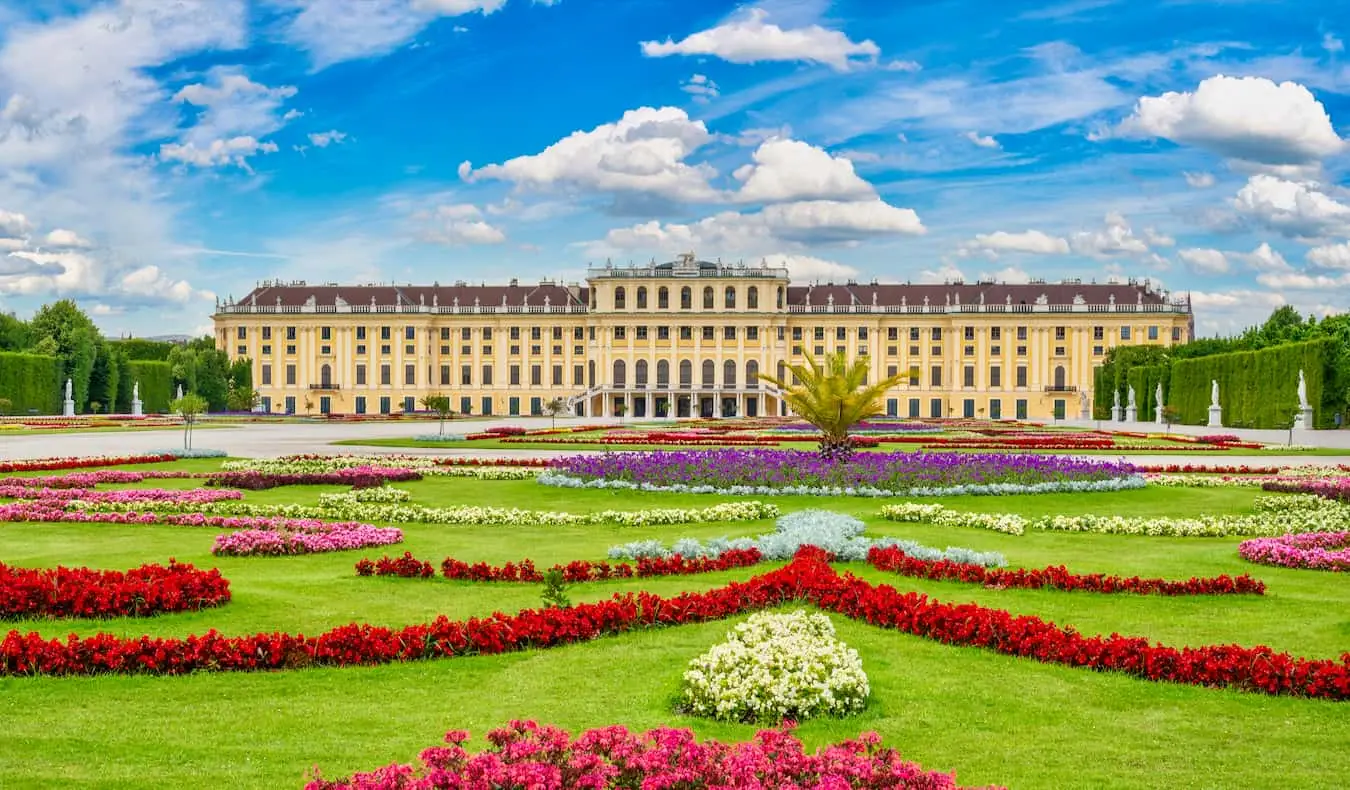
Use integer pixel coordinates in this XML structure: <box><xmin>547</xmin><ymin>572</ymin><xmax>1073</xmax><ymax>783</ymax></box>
<box><xmin>127</xmin><ymin>360</ymin><xmax>174</xmax><ymax>414</ymax></box>
<box><xmin>1170</xmin><ymin>339</ymin><xmax>1334</xmax><ymax>428</ymax></box>
<box><xmin>1125</xmin><ymin>364</ymin><xmax>1169</xmax><ymax>423</ymax></box>
<box><xmin>0</xmin><ymin>352</ymin><xmax>63</xmax><ymax>414</ymax></box>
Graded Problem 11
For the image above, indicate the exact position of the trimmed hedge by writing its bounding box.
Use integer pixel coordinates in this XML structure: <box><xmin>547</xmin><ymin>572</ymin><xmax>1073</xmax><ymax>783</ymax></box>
<box><xmin>126</xmin><ymin>360</ymin><xmax>174</xmax><ymax>414</ymax></box>
<box><xmin>1125</xmin><ymin>364</ymin><xmax>1169</xmax><ymax>423</ymax></box>
<box><xmin>0</xmin><ymin>352</ymin><xmax>63</xmax><ymax>414</ymax></box>
<box><xmin>1170</xmin><ymin>338</ymin><xmax>1334</xmax><ymax>429</ymax></box>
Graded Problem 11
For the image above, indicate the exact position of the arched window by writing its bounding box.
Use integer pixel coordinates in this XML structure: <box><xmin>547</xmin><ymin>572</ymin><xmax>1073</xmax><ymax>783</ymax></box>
<box><xmin>723</xmin><ymin>360</ymin><xmax>737</xmax><ymax>388</ymax></box>
<box><xmin>725</xmin><ymin>286</ymin><xmax>736</xmax><ymax>309</ymax></box>
<box><xmin>747</xmin><ymin>286</ymin><xmax>758</xmax><ymax>309</ymax></box>
<box><xmin>614</xmin><ymin>287</ymin><xmax>626</xmax><ymax>310</ymax></box>
<box><xmin>680</xmin><ymin>286</ymin><xmax>692</xmax><ymax>310</ymax></box>
<box><xmin>746</xmin><ymin>360</ymin><xmax>759</xmax><ymax>387</ymax></box>
<box><xmin>702</xmin><ymin>286</ymin><xmax>714</xmax><ymax>309</ymax></box>
<box><xmin>777</xmin><ymin>286</ymin><xmax>785</xmax><ymax>309</ymax></box>
<box><xmin>635</xmin><ymin>360</ymin><xmax>648</xmax><ymax>387</ymax></box>
<box><xmin>657</xmin><ymin>360</ymin><xmax>670</xmax><ymax>388</ymax></box>
<box><xmin>658</xmin><ymin>287</ymin><xmax>669</xmax><ymax>309</ymax></box>
<box><xmin>636</xmin><ymin>287</ymin><xmax>647</xmax><ymax>309</ymax></box>
<box><xmin>613</xmin><ymin>359</ymin><xmax>626</xmax><ymax>388</ymax></box>
<box><xmin>679</xmin><ymin>360</ymin><xmax>692</xmax><ymax>387</ymax></box>
<box><xmin>1054</xmin><ymin>365</ymin><xmax>1066</xmax><ymax>389</ymax></box>
<box><xmin>702</xmin><ymin>359</ymin><xmax>715</xmax><ymax>388</ymax></box>
<box><xmin>320</xmin><ymin>364</ymin><xmax>332</xmax><ymax>387</ymax></box>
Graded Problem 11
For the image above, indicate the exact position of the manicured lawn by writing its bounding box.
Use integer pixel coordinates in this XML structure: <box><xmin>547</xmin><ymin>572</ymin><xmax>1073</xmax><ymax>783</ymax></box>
<box><xmin>1</xmin><ymin>461</ymin><xmax>1348</xmax><ymax>789</ymax></box>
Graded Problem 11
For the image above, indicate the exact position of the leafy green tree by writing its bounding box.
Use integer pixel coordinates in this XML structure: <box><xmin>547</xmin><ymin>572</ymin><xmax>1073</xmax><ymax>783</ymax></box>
<box><xmin>29</xmin><ymin>300</ymin><xmax>99</xmax><ymax>412</ymax></box>
<box><xmin>421</xmin><ymin>393</ymin><xmax>453</xmax><ymax>434</ymax></box>
<box><xmin>758</xmin><ymin>352</ymin><xmax>904</xmax><ymax>460</ymax></box>
<box><xmin>0</xmin><ymin>312</ymin><xmax>30</xmax><ymax>352</ymax></box>
<box><xmin>170</xmin><ymin>393</ymin><xmax>209</xmax><ymax>450</ymax></box>
<box><xmin>226</xmin><ymin>386</ymin><xmax>260</xmax><ymax>412</ymax></box>
<box><xmin>114</xmin><ymin>338</ymin><xmax>176</xmax><ymax>360</ymax></box>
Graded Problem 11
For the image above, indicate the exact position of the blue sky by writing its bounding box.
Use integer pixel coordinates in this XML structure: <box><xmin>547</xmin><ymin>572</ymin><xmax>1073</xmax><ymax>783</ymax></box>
<box><xmin>0</xmin><ymin>0</ymin><xmax>1347</xmax><ymax>337</ymax></box>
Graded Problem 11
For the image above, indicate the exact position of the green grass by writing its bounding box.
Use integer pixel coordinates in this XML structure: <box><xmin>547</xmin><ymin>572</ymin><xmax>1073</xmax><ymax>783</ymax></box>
<box><xmin>1</xmin><ymin>461</ymin><xmax>1348</xmax><ymax>789</ymax></box>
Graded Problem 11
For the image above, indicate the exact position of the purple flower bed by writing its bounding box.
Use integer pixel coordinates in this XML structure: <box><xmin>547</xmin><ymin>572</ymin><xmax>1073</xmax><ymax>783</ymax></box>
<box><xmin>550</xmin><ymin>449</ymin><xmax>1136</xmax><ymax>492</ymax></box>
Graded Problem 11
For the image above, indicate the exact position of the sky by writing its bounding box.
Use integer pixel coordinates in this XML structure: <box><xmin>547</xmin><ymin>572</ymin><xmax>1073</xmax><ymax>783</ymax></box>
<box><xmin>0</xmin><ymin>0</ymin><xmax>1347</xmax><ymax>338</ymax></box>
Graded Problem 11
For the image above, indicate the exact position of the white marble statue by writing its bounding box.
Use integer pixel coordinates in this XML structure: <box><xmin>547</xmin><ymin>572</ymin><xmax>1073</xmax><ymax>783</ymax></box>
<box><xmin>1127</xmin><ymin>386</ymin><xmax>1136</xmax><ymax>408</ymax></box>
<box><xmin>1155</xmin><ymin>382</ymin><xmax>1163</xmax><ymax>412</ymax></box>
<box><xmin>1113</xmin><ymin>389</ymin><xmax>1121</xmax><ymax>410</ymax></box>
<box><xmin>133</xmin><ymin>381</ymin><xmax>140</xmax><ymax>401</ymax></box>
<box><xmin>1297</xmin><ymin>369</ymin><xmax>1309</xmax><ymax>409</ymax></box>
<box><xmin>1210</xmin><ymin>379</ymin><xmax>1219</xmax><ymax>407</ymax></box>
<box><xmin>176</xmin><ymin>384</ymin><xmax>184</xmax><ymax>401</ymax></box>
<box><xmin>64</xmin><ymin>378</ymin><xmax>72</xmax><ymax>400</ymax></box>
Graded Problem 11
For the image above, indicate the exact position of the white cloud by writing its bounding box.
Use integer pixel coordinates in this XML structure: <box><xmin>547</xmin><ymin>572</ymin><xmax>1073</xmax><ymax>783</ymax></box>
<box><xmin>1190</xmin><ymin>289</ymin><xmax>1287</xmax><ymax>335</ymax></box>
<box><xmin>1256</xmin><ymin>271</ymin><xmax>1350</xmax><ymax>290</ymax></box>
<box><xmin>1323</xmin><ymin>33</ymin><xmax>1345</xmax><ymax>54</ymax></box>
<box><xmin>0</xmin><ymin>210</ymin><xmax>32</xmax><ymax>237</ymax></box>
<box><xmin>308</xmin><ymin>130</ymin><xmax>348</xmax><ymax>147</ymax></box>
<box><xmin>118</xmin><ymin>264</ymin><xmax>214</xmax><ymax>303</ymax></box>
<box><xmin>639</xmin><ymin>8</ymin><xmax>880</xmax><ymax>71</ymax></box>
<box><xmin>460</xmin><ymin>106</ymin><xmax>718</xmax><ymax>202</ymax></box>
<box><xmin>1069</xmin><ymin>212</ymin><xmax>1153</xmax><ymax>258</ymax></box>
<box><xmin>1178</xmin><ymin>247</ymin><xmax>1229</xmax><ymax>274</ymax></box>
<box><xmin>42</xmin><ymin>229</ymin><xmax>93</xmax><ymax>248</ymax></box>
<box><xmin>159</xmin><ymin>136</ymin><xmax>279</xmax><ymax>170</ymax></box>
<box><xmin>680</xmin><ymin>74</ymin><xmax>720</xmax><ymax>103</ymax></box>
<box><xmin>962</xmin><ymin>131</ymin><xmax>1000</xmax><ymax>149</ymax></box>
<box><xmin>416</xmin><ymin>203</ymin><xmax>506</xmax><ymax>245</ymax></box>
<box><xmin>1142</xmin><ymin>228</ymin><xmax>1175</xmax><ymax>247</ymax></box>
<box><xmin>919</xmin><ymin>260</ymin><xmax>966</xmax><ymax>283</ymax></box>
<box><xmin>980</xmin><ymin>265</ymin><xmax>1031</xmax><ymax>284</ymax></box>
<box><xmin>1114</xmin><ymin>75</ymin><xmax>1345</xmax><ymax>165</ymax></box>
<box><xmin>760</xmin><ymin>253</ymin><xmax>859</xmax><ymax>280</ymax></box>
<box><xmin>963</xmin><ymin>230</ymin><xmax>1069</xmax><ymax>255</ymax></box>
<box><xmin>731</xmin><ymin>139</ymin><xmax>875</xmax><ymax>203</ymax></box>
<box><xmin>1236</xmin><ymin>242</ymin><xmax>1291</xmax><ymax>272</ymax></box>
<box><xmin>883</xmin><ymin>59</ymin><xmax>921</xmax><ymax>72</ymax></box>
<box><xmin>759</xmin><ymin>199</ymin><xmax>925</xmax><ymax>240</ymax></box>
<box><xmin>1183</xmin><ymin>171</ymin><xmax>1216</xmax><ymax>188</ymax></box>
<box><xmin>1307</xmin><ymin>241</ymin><xmax>1350</xmax><ymax>270</ymax></box>
<box><xmin>1232</xmin><ymin>175</ymin><xmax>1350</xmax><ymax>239</ymax></box>
<box><xmin>272</xmin><ymin>0</ymin><xmax>508</xmax><ymax>69</ymax></box>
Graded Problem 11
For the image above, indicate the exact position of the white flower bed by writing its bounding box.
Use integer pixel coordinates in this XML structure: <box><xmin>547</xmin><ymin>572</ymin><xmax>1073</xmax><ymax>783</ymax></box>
<box><xmin>317</xmin><ymin>487</ymin><xmax>412</xmax><ymax>506</ymax></box>
<box><xmin>412</xmin><ymin>434</ymin><xmax>466</xmax><ymax>442</ymax></box>
<box><xmin>880</xmin><ymin>494</ymin><xmax>1350</xmax><ymax>538</ymax></box>
<box><xmin>609</xmin><ymin>509</ymin><xmax>1006</xmax><ymax>566</ymax></box>
<box><xmin>680</xmin><ymin>610</ymin><xmax>869</xmax><ymax>723</ymax></box>
<box><xmin>220</xmin><ymin>455</ymin><xmax>539</xmax><ymax>477</ymax></box>
<box><xmin>539</xmin><ymin>471</ymin><xmax>1147</xmax><ymax>498</ymax></box>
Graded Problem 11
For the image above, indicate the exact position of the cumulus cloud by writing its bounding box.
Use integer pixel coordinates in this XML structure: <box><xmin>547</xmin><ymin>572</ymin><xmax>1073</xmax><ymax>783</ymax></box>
<box><xmin>0</xmin><ymin>210</ymin><xmax>32</xmax><ymax>237</ymax></box>
<box><xmin>42</xmin><ymin>229</ymin><xmax>93</xmax><ymax>248</ymax></box>
<box><xmin>962</xmin><ymin>230</ymin><xmax>1069</xmax><ymax>256</ymax></box>
<box><xmin>731</xmin><ymin>139</ymin><xmax>875</xmax><ymax>203</ymax></box>
<box><xmin>160</xmin><ymin>136</ymin><xmax>279</xmax><ymax>169</ymax></box>
<box><xmin>415</xmin><ymin>203</ymin><xmax>506</xmax><ymax>245</ymax></box>
<box><xmin>680</xmin><ymin>74</ymin><xmax>720</xmax><ymax>103</ymax></box>
<box><xmin>1232</xmin><ymin>175</ymin><xmax>1350</xmax><ymax>239</ymax></box>
<box><xmin>459</xmin><ymin>106</ymin><xmax>718</xmax><ymax>202</ymax></box>
<box><xmin>165</xmin><ymin>66</ymin><xmax>297</xmax><ymax>167</ymax></box>
<box><xmin>639</xmin><ymin>8</ymin><xmax>880</xmax><ymax>71</ymax></box>
<box><xmin>1178</xmin><ymin>247</ymin><xmax>1229</xmax><ymax>274</ymax></box>
<box><xmin>760</xmin><ymin>253</ymin><xmax>859</xmax><ymax>280</ymax></box>
<box><xmin>1307</xmin><ymin>241</ymin><xmax>1350</xmax><ymax>270</ymax></box>
<box><xmin>1113</xmin><ymin>75</ymin><xmax>1345</xmax><ymax>165</ymax></box>
<box><xmin>962</xmin><ymin>131</ymin><xmax>1000</xmax><ymax>149</ymax></box>
<box><xmin>1190</xmin><ymin>289</ymin><xmax>1288</xmax><ymax>335</ymax></box>
<box><xmin>1256</xmin><ymin>271</ymin><xmax>1350</xmax><ymax>290</ymax></box>
<box><xmin>1069</xmin><ymin>212</ymin><xmax>1161</xmax><ymax>259</ymax></box>
<box><xmin>1237</xmin><ymin>242</ymin><xmax>1291</xmax><ymax>272</ymax></box>
<box><xmin>308</xmin><ymin>130</ymin><xmax>348</xmax><ymax>147</ymax></box>
<box><xmin>1183</xmin><ymin>171</ymin><xmax>1216</xmax><ymax>188</ymax></box>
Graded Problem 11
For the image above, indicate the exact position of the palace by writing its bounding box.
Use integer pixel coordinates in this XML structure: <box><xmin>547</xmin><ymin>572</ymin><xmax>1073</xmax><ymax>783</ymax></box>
<box><xmin>211</xmin><ymin>254</ymin><xmax>1193</xmax><ymax>421</ymax></box>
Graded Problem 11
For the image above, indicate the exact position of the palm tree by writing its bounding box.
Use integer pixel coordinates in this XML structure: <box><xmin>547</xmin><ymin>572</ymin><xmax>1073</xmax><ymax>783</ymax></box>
<box><xmin>758</xmin><ymin>352</ymin><xmax>903</xmax><ymax>460</ymax></box>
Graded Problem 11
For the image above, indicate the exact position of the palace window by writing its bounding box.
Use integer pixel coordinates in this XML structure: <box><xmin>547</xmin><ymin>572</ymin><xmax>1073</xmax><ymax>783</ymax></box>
<box><xmin>747</xmin><ymin>287</ymin><xmax>758</xmax><ymax>309</ymax></box>
<box><xmin>614</xmin><ymin>287</ymin><xmax>626</xmax><ymax>309</ymax></box>
<box><xmin>658</xmin><ymin>287</ymin><xmax>669</xmax><ymax>309</ymax></box>
<box><xmin>636</xmin><ymin>287</ymin><xmax>648</xmax><ymax>309</ymax></box>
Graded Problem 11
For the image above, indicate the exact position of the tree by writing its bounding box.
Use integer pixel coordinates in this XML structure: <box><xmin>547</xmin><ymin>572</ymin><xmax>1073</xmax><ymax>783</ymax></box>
<box><xmin>758</xmin><ymin>352</ymin><xmax>904</xmax><ymax>460</ymax></box>
<box><xmin>0</xmin><ymin>397</ymin><xmax>11</xmax><ymax>416</ymax></box>
<box><xmin>0</xmin><ymin>312</ymin><xmax>30</xmax><ymax>352</ymax></box>
<box><xmin>226</xmin><ymin>387</ymin><xmax>260</xmax><ymax>412</ymax></box>
<box><xmin>29</xmin><ymin>300</ymin><xmax>99</xmax><ymax>412</ymax></box>
<box><xmin>170</xmin><ymin>393</ymin><xmax>208</xmax><ymax>450</ymax></box>
<box><xmin>543</xmin><ymin>397</ymin><xmax>568</xmax><ymax>428</ymax></box>
<box><xmin>421</xmin><ymin>393</ymin><xmax>453</xmax><ymax>435</ymax></box>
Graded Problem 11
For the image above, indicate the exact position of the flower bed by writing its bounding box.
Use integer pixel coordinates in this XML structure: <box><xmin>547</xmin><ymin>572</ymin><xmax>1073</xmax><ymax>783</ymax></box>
<box><xmin>223</xmin><ymin>454</ymin><xmax>549</xmax><ymax>474</ymax></box>
<box><xmin>212</xmin><ymin>525</ymin><xmax>403</xmax><ymax>556</ymax></box>
<box><xmin>0</xmin><ymin>487</ymin><xmax>243</xmax><ymax>506</ymax></box>
<box><xmin>317</xmin><ymin>487</ymin><xmax>412</xmax><ymax>506</ymax></box>
<box><xmin>145</xmin><ymin>448</ymin><xmax>228</xmax><ymax>459</ymax></box>
<box><xmin>411</xmin><ymin>434</ymin><xmax>465</xmax><ymax>442</ymax></box>
<box><xmin>4</xmin><ymin>548</ymin><xmax>1346</xmax><ymax>700</ymax></box>
<box><xmin>0</xmin><ymin>470</ymin><xmax>195</xmax><ymax>489</ymax></box>
<box><xmin>205</xmin><ymin>467</ymin><xmax>421</xmax><ymax>490</ymax></box>
<box><xmin>609</xmin><ymin>509</ymin><xmax>1006</xmax><ymax>567</ymax></box>
<box><xmin>0</xmin><ymin>454</ymin><xmax>177</xmax><ymax>473</ymax></box>
<box><xmin>545</xmin><ymin>450</ymin><xmax>1142</xmax><ymax>497</ymax></box>
<box><xmin>0</xmin><ymin>560</ymin><xmax>229</xmax><ymax>619</ymax></box>
<box><xmin>679</xmin><ymin>610</ymin><xmax>868</xmax><ymax>723</ymax></box>
<box><xmin>1238</xmin><ymin>533</ymin><xmax>1350</xmax><ymax>571</ymax></box>
<box><xmin>357</xmin><ymin>548</ymin><xmax>765</xmax><ymax>582</ymax></box>
<box><xmin>303</xmin><ymin>721</ymin><xmax>994</xmax><ymax>790</ymax></box>
<box><xmin>867</xmin><ymin>546</ymin><xmax>1265</xmax><ymax>595</ymax></box>
<box><xmin>1263</xmin><ymin>478</ymin><xmax>1350</xmax><ymax>503</ymax></box>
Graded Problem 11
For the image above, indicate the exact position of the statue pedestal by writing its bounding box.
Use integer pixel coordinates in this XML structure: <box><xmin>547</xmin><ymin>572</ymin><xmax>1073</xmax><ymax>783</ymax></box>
<box><xmin>1080</xmin><ymin>405</ymin><xmax>1091</xmax><ymax>420</ymax></box>
<box><xmin>1207</xmin><ymin>406</ymin><xmax>1223</xmax><ymax>428</ymax></box>
<box><xmin>1112</xmin><ymin>406</ymin><xmax>1123</xmax><ymax>422</ymax></box>
<box><xmin>1293</xmin><ymin>407</ymin><xmax>1313</xmax><ymax>431</ymax></box>
<box><xmin>1125</xmin><ymin>406</ymin><xmax>1138</xmax><ymax>423</ymax></box>
<box><xmin>62</xmin><ymin>399</ymin><xmax>74</xmax><ymax>417</ymax></box>
<box><xmin>132</xmin><ymin>400</ymin><xmax>143</xmax><ymax>417</ymax></box>
<box><xmin>1155</xmin><ymin>411</ymin><xmax>1165</xmax><ymax>426</ymax></box>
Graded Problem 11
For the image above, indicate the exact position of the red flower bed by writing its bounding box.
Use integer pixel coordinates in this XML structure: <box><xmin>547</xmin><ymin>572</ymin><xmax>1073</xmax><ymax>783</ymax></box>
<box><xmin>867</xmin><ymin>546</ymin><xmax>1266</xmax><ymax>596</ymax></box>
<box><xmin>0</xmin><ymin>454</ymin><xmax>177</xmax><ymax>474</ymax></box>
<box><xmin>0</xmin><ymin>560</ymin><xmax>230</xmax><ymax>619</ymax></box>
<box><xmin>5</xmin><ymin>548</ymin><xmax>1347</xmax><ymax>700</ymax></box>
<box><xmin>204</xmin><ymin>467</ymin><xmax>422</xmax><ymax>490</ymax></box>
<box><xmin>305</xmin><ymin>721</ymin><xmax>996</xmax><ymax>790</ymax></box>
<box><xmin>483</xmin><ymin>425</ymin><xmax>528</xmax><ymax>436</ymax></box>
<box><xmin>1262</xmin><ymin>478</ymin><xmax>1350</xmax><ymax>503</ymax></box>
<box><xmin>358</xmin><ymin>548</ymin><xmax>765</xmax><ymax>583</ymax></box>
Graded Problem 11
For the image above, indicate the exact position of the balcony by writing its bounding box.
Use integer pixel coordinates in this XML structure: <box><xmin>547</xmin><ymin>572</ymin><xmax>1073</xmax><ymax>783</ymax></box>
<box><xmin>1043</xmin><ymin>385</ymin><xmax>1078</xmax><ymax>393</ymax></box>
<box><xmin>309</xmin><ymin>383</ymin><xmax>342</xmax><ymax>391</ymax></box>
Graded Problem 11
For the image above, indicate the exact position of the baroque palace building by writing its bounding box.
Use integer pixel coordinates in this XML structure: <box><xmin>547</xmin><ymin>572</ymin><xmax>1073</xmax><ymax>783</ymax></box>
<box><xmin>211</xmin><ymin>253</ymin><xmax>1194</xmax><ymax>421</ymax></box>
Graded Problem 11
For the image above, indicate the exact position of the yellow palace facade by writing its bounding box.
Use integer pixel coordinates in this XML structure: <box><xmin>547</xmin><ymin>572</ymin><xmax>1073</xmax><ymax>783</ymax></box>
<box><xmin>211</xmin><ymin>254</ymin><xmax>1193</xmax><ymax>421</ymax></box>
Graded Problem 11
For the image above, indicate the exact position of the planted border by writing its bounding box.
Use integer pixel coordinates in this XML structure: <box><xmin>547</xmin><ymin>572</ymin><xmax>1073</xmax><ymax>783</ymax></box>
<box><xmin>1</xmin><ymin>560</ymin><xmax>230</xmax><ymax>619</ymax></box>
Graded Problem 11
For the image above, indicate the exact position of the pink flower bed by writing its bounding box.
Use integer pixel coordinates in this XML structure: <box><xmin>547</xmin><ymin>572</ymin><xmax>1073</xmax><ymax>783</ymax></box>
<box><xmin>304</xmin><ymin>720</ymin><xmax>1000</xmax><ymax>790</ymax></box>
<box><xmin>0</xmin><ymin>487</ymin><xmax>242</xmax><ymax>505</ymax></box>
<box><xmin>1239</xmin><ymin>532</ymin><xmax>1350</xmax><ymax>571</ymax></box>
<box><xmin>212</xmin><ymin>525</ymin><xmax>403</xmax><ymax>556</ymax></box>
<box><xmin>0</xmin><ymin>470</ymin><xmax>195</xmax><ymax>489</ymax></box>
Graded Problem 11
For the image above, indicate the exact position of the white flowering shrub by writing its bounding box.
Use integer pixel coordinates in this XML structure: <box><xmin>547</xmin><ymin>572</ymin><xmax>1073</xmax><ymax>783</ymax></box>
<box><xmin>679</xmin><ymin>610</ymin><xmax>869</xmax><ymax>723</ymax></box>
<box><xmin>608</xmin><ymin>509</ymin><xmax>1006</xmax><ymax>567</ymax></box>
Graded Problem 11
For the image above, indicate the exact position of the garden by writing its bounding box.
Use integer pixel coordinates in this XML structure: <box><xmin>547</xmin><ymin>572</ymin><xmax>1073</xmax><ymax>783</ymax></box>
<box><xmin>1</xmin><ymin>358</ymin><xmax>1348</xmax><ymax>789</ymax></box>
